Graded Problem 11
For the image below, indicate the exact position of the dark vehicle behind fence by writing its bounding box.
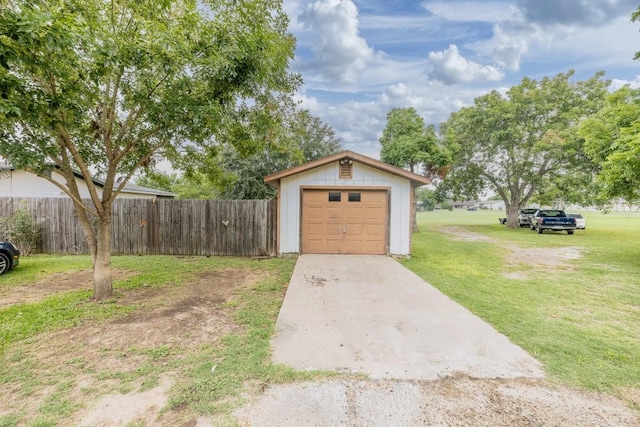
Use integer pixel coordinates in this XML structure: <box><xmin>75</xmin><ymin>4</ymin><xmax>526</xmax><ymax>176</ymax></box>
<box><xmin>530</xmin><ymin>210</ymin><xmax>577</xmax><ymax>235</ymax></box>
<box><xmin>0</xmin><ymin>241</ymin><xmax>20</xmax><ymax>275</ymax></box>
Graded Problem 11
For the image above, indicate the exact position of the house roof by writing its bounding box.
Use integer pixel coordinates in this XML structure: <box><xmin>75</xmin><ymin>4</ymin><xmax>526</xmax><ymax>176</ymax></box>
<box><xmin>264</xmin><ymin>150</ymin><xmax>431</xmax><ymax>188</ymax></box>
<box><xmin>113</xmin><ymin>182</ymin><xmax>176</xmax><ymax>198</ymax></box>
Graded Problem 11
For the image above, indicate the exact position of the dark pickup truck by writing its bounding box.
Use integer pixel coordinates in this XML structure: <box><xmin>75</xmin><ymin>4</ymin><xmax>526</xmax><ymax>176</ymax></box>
<box><xmin>530</xmin><ymin>209</ymin><xmax>577</xmax><ymax>234</ymax></box>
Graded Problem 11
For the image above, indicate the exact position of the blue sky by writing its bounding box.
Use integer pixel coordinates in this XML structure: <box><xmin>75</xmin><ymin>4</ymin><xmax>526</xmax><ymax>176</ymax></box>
<box><xmin>283</xmin><ymin>0</ymin><xmax>640</xmax><ymax>157</ymax></box>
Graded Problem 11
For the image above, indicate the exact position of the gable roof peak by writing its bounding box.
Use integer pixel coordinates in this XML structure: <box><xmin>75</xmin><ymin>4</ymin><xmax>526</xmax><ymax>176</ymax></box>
<box><xmin>264</xmin><ymin>150</ymin><xmax>430</xmax><ymax>187</ymax></box>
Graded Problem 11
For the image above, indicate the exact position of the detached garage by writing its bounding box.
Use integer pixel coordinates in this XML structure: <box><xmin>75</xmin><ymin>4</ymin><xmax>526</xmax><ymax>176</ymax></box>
<box><xmin>264</xmin><ymin>150</ymin><xmax>430</xmax><ymax>256</ymax></box>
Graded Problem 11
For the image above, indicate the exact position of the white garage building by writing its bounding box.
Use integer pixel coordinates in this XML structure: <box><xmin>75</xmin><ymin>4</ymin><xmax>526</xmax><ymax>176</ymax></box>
<box><xmin>264</xmin><ymin>150</ymin><xmax>430</xmax><ymax>256</ymax></box>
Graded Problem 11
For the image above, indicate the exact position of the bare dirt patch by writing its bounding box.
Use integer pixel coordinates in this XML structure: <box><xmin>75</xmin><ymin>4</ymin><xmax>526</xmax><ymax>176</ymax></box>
<box><xmin>0</xmin><ymin>269</ymin><xmax>131</xmax><ymax>307</ymax></box>
<box><xmin>439</xmin><ymin>226</ymin><xmax>493</xmax><ymax>242</ymax></box>
<box><xmin>1</xmin><ymin>268</ymin><xmax>266</xmax><ymax>427</ymax></box>
<box><xmin>503</xmin><ymin>246</ymin><xmax>583</xmax><ymax>279</ymax></box>
<box><xmin>438</xmin><ymin>226</ymin><xmax>584</xmax><ymax>279</ymax></box>
<box><xmin>505</xmin><ymin>245</ymin><xmax>583</xmax><ymax>269</ymax></box>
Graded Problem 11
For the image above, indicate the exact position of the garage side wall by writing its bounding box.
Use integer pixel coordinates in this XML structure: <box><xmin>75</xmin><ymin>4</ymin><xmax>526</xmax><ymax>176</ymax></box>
<box><xmin>278</xmin><ymin>162</ymin><xmax>413</xmax><ymax>255</ymax></box>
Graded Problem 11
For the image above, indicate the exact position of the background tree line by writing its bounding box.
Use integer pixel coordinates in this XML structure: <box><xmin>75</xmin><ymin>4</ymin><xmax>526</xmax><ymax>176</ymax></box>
<box><xmin>379</xmin><ymin>71</ymin><xmax>640</xmax><ymax>227</ymax></box>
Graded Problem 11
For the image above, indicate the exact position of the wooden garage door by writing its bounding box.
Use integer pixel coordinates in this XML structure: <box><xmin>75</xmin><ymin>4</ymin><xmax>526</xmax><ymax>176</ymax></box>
<box><xmin>301</xmin><ymin>189</ymin><xmax>388</xmax><ymax>254</ymax></box>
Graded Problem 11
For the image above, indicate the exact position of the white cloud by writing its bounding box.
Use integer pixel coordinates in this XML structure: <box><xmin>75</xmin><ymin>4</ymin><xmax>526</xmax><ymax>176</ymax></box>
<box><xmin>298</xmin><ymin>0</ymin><xmax>374</xmax><ymax>84</ymax></box>
<box><xmin>517</xmin><ymin>0</ymin><xmax>636</xmax><ymax>27</ymax></box>
<box><xmin>296</xmin><ymin>81</ymin><xmax>491</xmax><ymax>158</ymax></box>
<box><xmin>473</xmin><ymin>1</ymin><xmax>637</xmax><ymax>73</ymax></box>
<box><xmin>538</xmin><ymin>16</ymin><xmax>638</xmax><ymax>71</ymax></box>
<box><xmin>383</xmin><ymin>83</ymin><xmax>414</xmax><ymax>100</ymax></box>
<box><xmin>487</xmin><ymin>21</ymin><xmax>550</xmax><ymax>71</ymax></box>
<box><xmin>426</xmin><ymin>44</ymin><xmax>504</xmax><ymax>84</ymax></box>
<box><xmin>610</xmin><ymin>76</ymin><xmax>640</xmax><ymax>90</ymax></box>
<box><xmin>421</xmin><ymin>0</ymin><xmax>516</xmax><ymax>23</ymax></box>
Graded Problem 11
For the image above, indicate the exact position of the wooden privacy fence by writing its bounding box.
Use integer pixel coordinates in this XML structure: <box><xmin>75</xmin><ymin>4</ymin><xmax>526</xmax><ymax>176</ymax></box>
<box><xmin>0</xmin><ymin>197</ymin><xmax>277</xmax><ymax>257</ymax></box>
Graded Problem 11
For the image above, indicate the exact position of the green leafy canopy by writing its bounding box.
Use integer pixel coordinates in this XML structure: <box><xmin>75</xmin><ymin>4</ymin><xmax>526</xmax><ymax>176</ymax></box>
<box><xmin>0</xmin><ymin>0</ymin><xmax>299</xmax><ymax>200</ymax></box>
<box><xmin>379</xmin><ymin>107</ymin><xmax>450</xmax><ymax>178</ymax></box>
<box><xmin>0</xmin><ymin>0</ymin><xmax>299</xmax><ymax>298</ymax></box>
<box><xmin>578</xmin><ymin>86</ymin><xmax>640</xmax><ymax>204</ymax></box>
<box><xmin>438</xmin><ymin>70</ymin><xmax>609</xmax><ymax>226</ymax></box>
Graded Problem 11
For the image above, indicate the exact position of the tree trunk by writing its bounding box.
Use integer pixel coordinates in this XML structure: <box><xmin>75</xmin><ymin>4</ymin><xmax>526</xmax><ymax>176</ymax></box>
<box><xmin>505</xmin><ymin>203</ymin><xmax>520</xmax><ymax>228</ymax></box>
<box><xmin>92</xmin><ymin>215</ymin><xmax>113</xmax><ymax>300</ymax></box>
<box><xmin>72</xmin><ymin>200</ymin><xmax>98</xmax><ymax>263</ymax></box>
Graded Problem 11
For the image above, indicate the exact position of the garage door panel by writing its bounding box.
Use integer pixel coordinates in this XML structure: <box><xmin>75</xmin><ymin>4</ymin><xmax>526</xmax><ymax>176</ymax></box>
<box><xmin>346</xmin><ymin>224</ymin><xmax>363</xmax><ymax>235</ymax></box>
<box><xmin>305</xmin><ymin>240</ymin><xmax>326</xmax><ymax>253</ymax></box>
<box><xmin>302</xmin><ymin>189</ymin><xmax>387</xmax><ymax>255</ymax></box>
<box><xmin>344</xmin><ymin>242</ymin><xmax>363</xmax><ymax>253</ymax></box>
<box><xmin>345</xmin><ymin>209</ymin><xmax>364</xmax><ymax>220</ymax></box>
<box><xmin>326</xmin><ymin>238</ymin><xmax>344</xmax><ymax>252</ymax></box>
<box><xmin>327</xmin><ymin>206</ymin><xmax>342</xmax><ymax>219</ymax></box>
<box><xmin>365</xmin><ymin>222</ymin><xmax>384</xmax><ymax>233</ymax></box>
<box><xmin>306</xmin><ymin>222</ymin><xmax>325</xmax><ymax>236</ymax></box>
<box><xmin>326</xmin><ymin>224</ymin><xmax>342</xmax><ymax>237</ymax></box>
<box><xmin>305</xmin><ymin>191</ymin><xmax>326</xmax><ymax>202</ymax></box>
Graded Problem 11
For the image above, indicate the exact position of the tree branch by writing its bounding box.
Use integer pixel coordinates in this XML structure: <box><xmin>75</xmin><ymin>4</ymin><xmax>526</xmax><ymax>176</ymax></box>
<box><xmin>103</xmin><ymin>69</ymin><xmax>123</xmax><ymax>157</ymax></box>
<box><xmin>57</xmin><ymin>127</ymin><xmax>105</xmax><ymax>215</ymax></box>
<box><xmin>113</xmin><ymin>126</ymin><xmax>164</xmax><ymax>166</ymax></box>
<box><xmin>113</xmin><ymin>70</ymin><xmax>172</xmax><ymax>147</ymax></box>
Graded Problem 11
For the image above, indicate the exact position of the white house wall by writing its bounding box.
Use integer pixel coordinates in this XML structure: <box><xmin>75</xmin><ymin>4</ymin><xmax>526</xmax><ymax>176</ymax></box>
<box><xmin>279</xmin><ymin>161</ymin><xmax>413</xmax><ymax>255</ymax></box>
<box><xmin>0</xmin><ymin>170</ymin><xmax>102</xmax><ymax>198</ymax></box>
<box><xmin>0</xmin><ymin>170</ymin><xmax>156</xmax><ymax>199</ymax></box>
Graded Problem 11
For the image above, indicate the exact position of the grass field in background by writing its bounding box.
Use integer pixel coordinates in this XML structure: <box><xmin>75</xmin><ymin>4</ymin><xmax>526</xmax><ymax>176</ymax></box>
<box><xmin>404</xmin><ymin>208</ymin><xmax>640</xmax><ymax>401</ymax></box>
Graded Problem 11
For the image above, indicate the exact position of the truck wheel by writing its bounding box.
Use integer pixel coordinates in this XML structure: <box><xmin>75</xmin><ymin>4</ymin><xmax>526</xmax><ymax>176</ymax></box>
<box><xmin>537</xmin><ymin>227</ymin><xmax>543</xmax><ymax>234</ymax></box>
<box><xmin>567</xmin><ymin>230</ymin><xmax>574</xmax><ymax>235</ymax></box>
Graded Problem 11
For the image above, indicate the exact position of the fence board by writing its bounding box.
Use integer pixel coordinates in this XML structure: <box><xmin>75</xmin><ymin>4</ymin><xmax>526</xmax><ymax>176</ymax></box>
<box><xmin>0</xmin><ymin>197</ymin><xmax>277</xmax><ymax>257</ymax></box>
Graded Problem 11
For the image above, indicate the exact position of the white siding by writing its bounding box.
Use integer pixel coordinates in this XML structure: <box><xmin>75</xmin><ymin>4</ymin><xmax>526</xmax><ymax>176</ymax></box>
<box><xmin>279</xmin><ymin>161</ymin><xmax>413</xmax><ymax>255</ymax></box>
<box><xmin>0</xmin><ymin>170</ymin><xmax>156</xmax><ymax>199</ymax></box>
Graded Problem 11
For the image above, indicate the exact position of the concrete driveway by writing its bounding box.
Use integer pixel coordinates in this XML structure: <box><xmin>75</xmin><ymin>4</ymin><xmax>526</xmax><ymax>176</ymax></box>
<box><xmin>271</xmin><ymin>255</ymin><xmax>544</xmax><ymax>380</ymax></box>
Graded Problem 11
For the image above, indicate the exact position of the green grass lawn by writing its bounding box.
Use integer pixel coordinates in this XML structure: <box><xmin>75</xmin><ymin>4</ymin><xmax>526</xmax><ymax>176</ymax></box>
<box><xmin>1</xmin><ymin>209</ymin><xmax>639</xmax><ymax>424</ymax></box>
<box><xmin>403</xmin><ymin>208</ymin><xmax>640</xmax><ymax>400</ymax></box>
<box><xmin>0</xmin><ymin>254</ymin><xmax>330</xmax><ymax>426</ymax></box>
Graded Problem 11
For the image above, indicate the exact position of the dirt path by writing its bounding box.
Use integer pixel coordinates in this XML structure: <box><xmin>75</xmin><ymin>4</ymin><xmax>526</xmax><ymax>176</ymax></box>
<box><xmin>439</xmin><ymin>226</ymin><xmax>585</xmax><ymax>279</ymax></box>
<box><xmin>235</xmin><ymin>377</ymin><xmax>639</xmax><ymax>427</ymax></box>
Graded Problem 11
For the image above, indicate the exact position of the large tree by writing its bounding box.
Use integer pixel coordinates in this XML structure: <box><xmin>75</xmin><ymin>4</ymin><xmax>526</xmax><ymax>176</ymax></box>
<box><xmin>578</xmin><ymin>86</ymin><xmax>640</xmax><ymax>204</ymax></box>
<box><xmin>439</xmin><ymin>71</ymin><xmax>609</xmax><ymax>227</ymax></box>
<box><xmin>215</xmin><ymin>109</ymin><xmax>342</xmax><ymax>199</ymax></box>
<box><xmin>0</xmin><ymin>0</ymin><xmax>298</xmax><ymax>299</ymax></box>
<box><xmin>379</xmin><ymin>107</ymin><xmax>449</xmax><ymax>179</ymax></box>
<box><xmin>379</xmin><ymin>107</ymin><xmax>449</xmax><ymax>232</ymax></box>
